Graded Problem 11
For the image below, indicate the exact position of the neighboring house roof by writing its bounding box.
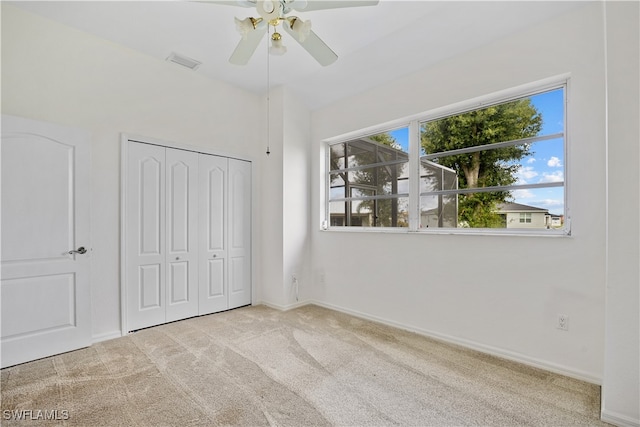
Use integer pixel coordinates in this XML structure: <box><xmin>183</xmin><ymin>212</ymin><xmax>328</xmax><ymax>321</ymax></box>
<box><xmin>496</xmin><ymin>202</ymin><xmax>549</xmax><ymax>213</ymax></box>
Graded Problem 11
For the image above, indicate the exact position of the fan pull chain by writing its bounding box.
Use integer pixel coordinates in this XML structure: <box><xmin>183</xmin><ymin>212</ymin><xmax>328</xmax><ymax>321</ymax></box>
<box><xmin>266</xmin><ymin>23</ymin><xmax>271</xmax><ymax>156</ymax></box>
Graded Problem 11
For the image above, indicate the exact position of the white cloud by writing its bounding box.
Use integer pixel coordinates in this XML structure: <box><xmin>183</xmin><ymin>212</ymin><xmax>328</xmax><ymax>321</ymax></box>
<box><xmin>512</xmin><ymin>189</ymin><xmax>534</xmax><ymax>199</ymax></box>
<box><xmin>547</xmin><ymin>156</ymin><xmax>562</xmax><ymax>167</ymax></box>
<box><xmin>540</xmin><ymin>171</ymin><xmax>564</xmax><ymax>183</ymax></box>
<box><xmin>516</xmin><ymin>166</ymin><xmax>538</xmax><ymax>184</ymax></box>
<box><xmin>527</xmin><ymin>158</ymin><xmax>536</xmax><ymax>164</ymax></box>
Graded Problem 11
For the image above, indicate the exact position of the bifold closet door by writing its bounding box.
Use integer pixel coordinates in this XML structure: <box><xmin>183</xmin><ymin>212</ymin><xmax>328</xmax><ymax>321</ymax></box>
<box><xmin>126</xmin><ymin>143</ymin><xmax>166</xmax><ymax>331</ymax></box>
<box><xmin>198</xmin><ymin>155</ymin><xmax>228</xmax><ymax>315</ymax></box>
<box><xmin>198</xmin><ymin>157</ymin><xmax>252</xmax><ymax>314</ymax></box>
<box><xmin>126</xmin><ymin>142</ymin><xmax>199</xmax><ymax>331</ymax></box>
<box><xmin>165</xmin><ymin>148</ymin><xmax>199</xmax><ymax>322</ymax></box>
<box><xmin>228</xmin><ymin>159</ymin><xmax>252</xmax><ymax>309</ymax></box>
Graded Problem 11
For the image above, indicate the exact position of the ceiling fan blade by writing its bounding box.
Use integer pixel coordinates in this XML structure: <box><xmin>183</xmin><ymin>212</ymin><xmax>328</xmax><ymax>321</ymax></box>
<box><xmin>290</xmin><ymin>0</ymin><xmax>379</xmax><ymax>12</ymax></box>
<box><xmin>282</xmin><ymin>24</ymin><xmax>337</xmax><ymax>66</ymax></box>
<box><xmin>229</xmin><ymin>26</ymin><xmax>267</xmax><ymax>65</ymax></box>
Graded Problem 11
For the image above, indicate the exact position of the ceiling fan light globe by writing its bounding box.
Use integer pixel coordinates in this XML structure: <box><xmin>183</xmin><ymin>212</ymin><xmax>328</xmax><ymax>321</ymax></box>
<box><xmin>269</xmin><ymin>37</ymin><xmax>287</xmax><ymax>55</ymax></box>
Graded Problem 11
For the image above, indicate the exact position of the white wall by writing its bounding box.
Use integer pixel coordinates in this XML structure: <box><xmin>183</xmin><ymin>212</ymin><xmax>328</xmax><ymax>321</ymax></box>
<box><xmin>1</xmin><ymin>5</ymin><xmax>264</xmax><ymax>340</ymax></box>
<box><xmin>602</xmin><ymin>2</ymin><xmax>640</xmax><ymax>426</ymax></box>
<box><xmin>258</xmin><ymin>87</ymin><xmax>285</xmax><ymax>306</ymax></box>
<box><xmin>310</xmin><ymin>2</ymin><xmax>607</xmax><ymax>383</ymax></box>
<box><xmin>258</xmin><ymin>86</ymin><xmax>312</xmax><ymax>308</ymax></box>
<box><xmin>283</xmin><ymin>88</ymin><xmax>312</xmax><ymax>306</ymax></box>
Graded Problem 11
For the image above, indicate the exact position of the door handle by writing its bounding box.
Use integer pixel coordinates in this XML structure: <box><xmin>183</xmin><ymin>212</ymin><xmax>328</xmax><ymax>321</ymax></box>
<box><xmin>68</xmin><ymin>246</ymin><xmax>87</xmax><ymax>255</ymax></box>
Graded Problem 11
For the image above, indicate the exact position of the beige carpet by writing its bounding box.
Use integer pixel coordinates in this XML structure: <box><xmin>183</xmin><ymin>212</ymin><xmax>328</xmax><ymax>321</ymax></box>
<box><xmin>1</xmin><ymin>305</ymin><xmax>606</xmax><ymax>426</ymax></box>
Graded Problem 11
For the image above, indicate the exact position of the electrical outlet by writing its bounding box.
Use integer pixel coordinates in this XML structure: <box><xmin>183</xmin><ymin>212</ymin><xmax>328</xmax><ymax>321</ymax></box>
<box><xmin>557</xmin><ymin>314</ymin><xmax>569</xmax><ymax>331</ymax></box>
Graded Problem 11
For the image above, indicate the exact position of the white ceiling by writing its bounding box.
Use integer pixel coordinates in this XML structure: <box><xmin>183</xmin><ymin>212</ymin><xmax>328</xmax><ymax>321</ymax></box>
<box><xmin>10</xmin><ymin>1</ymin><xmax>585</xmax><ymax>109</ymax></box>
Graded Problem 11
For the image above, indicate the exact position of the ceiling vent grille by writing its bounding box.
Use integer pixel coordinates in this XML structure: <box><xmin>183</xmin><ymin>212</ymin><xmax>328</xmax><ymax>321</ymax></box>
<box><xmin>166</xmin><ymin>52</ymin><xmax>202</xmax><ymax>71</ymax></box>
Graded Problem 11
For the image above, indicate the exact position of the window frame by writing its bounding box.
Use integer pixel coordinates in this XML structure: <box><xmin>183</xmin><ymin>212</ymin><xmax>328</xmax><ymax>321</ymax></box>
<box><xmin>322</xmin><ymin>75</ymin><xmax>571</xmax><ymax>236</ymax></box>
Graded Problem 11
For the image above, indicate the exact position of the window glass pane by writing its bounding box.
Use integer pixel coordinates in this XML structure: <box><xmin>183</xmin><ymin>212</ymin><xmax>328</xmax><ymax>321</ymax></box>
<box><xmin>329</xmin><ymin>198</ymin><xmax>409</xmax><ymax>228</ymax></box>
<box><xmin>415</xmin><ymin>87</ymin><xmax>565</xmax><ymax>230</ymax></box>
<box><xmin>420</xmin><ymin>160</ymin><xmax>457</xmax><ymax>193</ymax></box>
<box><xmin>373</xmin><ymin>197</ymin><xmax>409</xmax><ymax>228</ymax></box>
<box><xmin>510</xmin><ymin>187</ymin><xmax>565</xmax><ymax>228</ymax></box>
<box><xmin>330</xmin><ymin>143</ymin><xmax>346</xmax><ymax>170</ymax></box>
<box><xmin>327</xmin><ymin>127</ymin><xmax>409</xmax><ymax>228</ymax></box>
<box><xmin>346</xmin><ymin>135</ymin><xmax>408</xmax><ymax>168</ymax></box>
<box><xmin>420</xmin><ymin>195</ymin><xmax>458</xmax><ymax>228</ymax></box>
<box><xmin>515</xmin><ymin>138</ymin><xmax>564</xmax><ymax>186</ymax></box>
<box><xmin>420</xmin><ymin>88</ymin><xmax>563</xmax><ymax>156</ymax></box>
<box><xmin>425</xmin><ymin>142</ymin><xmax>536</xmax><ymax>189</ymax></box>
<box><xmin>350</xmin><ymin>186</ymin><xmax>376</xmax><ymax>198</ymax></box>
<box><xmin>419</xmin><ymin>188</ymin><xmax>564</xmax><ymax>229</ymax></box>
<box><xmin>330</xmin><ymin>185</ymin><xmax>345</xmax><ymax>199</ymax></box>
<box><xmin>329</xmin><ymin>201</ymin><xmax>348</xmax><ymax>227</ymax></box>
<box><xmin>331</xmin><ymin>128</ymin><xmax>409</xmax><ymax>170</ymax></box>
<box><xmin>329</xmin><ymin>172</ymin><xmax>345</xmax><ymax>199</ymax></box>
<box><xmin>347</xmin><ymin>164</ymin><xmax>409</xmax><ymax>196</ymax></box>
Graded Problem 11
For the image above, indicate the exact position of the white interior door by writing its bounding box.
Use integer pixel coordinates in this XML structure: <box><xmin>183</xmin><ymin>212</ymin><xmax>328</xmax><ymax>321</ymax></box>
<box><xmin>125</xmin><ymin>142</ymin><xmax>166</xmax><ymax>331</ymax></box>
<box><xmin>1</xmin><ymin>114</ymin><xmax>91</xmax><ymax>368</ymax></box>
<box><xmin>198</xmin><ymin>154</ymin><xmax>228</xmax><ymax>315</ymax></box>
<box><xmin>228</xmin><ymin>159</ymin><xmax>252</xmax><ymax>309</ymax></box>
<box><xmin>165</xmin><ymin>148</ymin><xmax>199</xmax><ymax>322</ymax></box>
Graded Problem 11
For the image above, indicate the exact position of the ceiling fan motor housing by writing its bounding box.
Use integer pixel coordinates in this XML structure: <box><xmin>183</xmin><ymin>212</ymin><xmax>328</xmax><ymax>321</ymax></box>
<box><xmin>257</xmin><ymin>0</ymin><xmax>282</xmax><ymax>21</ymax></box>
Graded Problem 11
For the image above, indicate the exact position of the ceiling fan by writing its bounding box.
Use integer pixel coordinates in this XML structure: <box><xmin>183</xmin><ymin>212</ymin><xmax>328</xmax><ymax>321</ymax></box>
<box><xmin>208</xmin><ymin>0</ymin><xmax>379</xmax><ymax>66</ymax></box>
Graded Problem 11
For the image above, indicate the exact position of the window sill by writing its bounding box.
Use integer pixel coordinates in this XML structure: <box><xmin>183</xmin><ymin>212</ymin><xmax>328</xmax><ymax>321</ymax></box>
<box><xmin>320</xmin><ymin>226</ymin><xmax>571</xmax><ymax>237</ymax></box>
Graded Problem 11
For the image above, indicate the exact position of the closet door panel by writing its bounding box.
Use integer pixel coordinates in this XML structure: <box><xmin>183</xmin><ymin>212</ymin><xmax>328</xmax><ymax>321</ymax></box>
<box><xmin>126</xmin><ymin>142</ymin><xmax>166</xmax><ymax>331</ymax></box>
<box><xmin>207</xmin><ymin>258</ymin><xmax>224</xmax><ymax>297</ymax></box>
<box><xmin>228</xmin><ymin>159</ymin><xmax>252</xmax><ymax>309</ymax></box>
<box><xmin>165</xmin><ymin>148</ymin><xmax>199</xmax><ymax>322</ymax></box>
<box><xmin>199</xmin><ymin>155</ymin><xmax>228</xmax><ymax>315</ymax></box>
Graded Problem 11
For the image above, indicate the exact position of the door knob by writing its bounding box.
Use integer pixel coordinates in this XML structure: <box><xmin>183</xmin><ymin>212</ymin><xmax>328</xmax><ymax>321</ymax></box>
<box><xmin>68</xmin><ymin>246</ymin><xmax>87</xmax><ymax>255</ymax></box>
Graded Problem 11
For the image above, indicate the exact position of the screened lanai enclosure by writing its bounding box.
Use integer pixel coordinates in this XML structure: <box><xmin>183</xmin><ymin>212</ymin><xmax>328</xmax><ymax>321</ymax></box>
<box><xmin>328</xmin><ymin>135</ymin><xmax>458</xmax><ymax>228</ymax></box>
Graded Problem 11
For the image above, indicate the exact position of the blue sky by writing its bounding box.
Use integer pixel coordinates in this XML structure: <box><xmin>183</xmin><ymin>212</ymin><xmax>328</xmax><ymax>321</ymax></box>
<box><xmin>388</xmin><ymin>87</ymin><xmax>565</xmax><ymax>215</ymax></box>
<box><xmin>514</xmin><ymin>88</ymin><xmax>565</xmax><ymax>214</ymax></box>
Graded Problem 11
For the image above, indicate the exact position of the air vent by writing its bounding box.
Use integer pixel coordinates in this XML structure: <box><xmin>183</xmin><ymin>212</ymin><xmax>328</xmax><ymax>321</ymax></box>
<box><xmin>166</xmin><ymin>52</ymin><xmax>202</xmax><ymax>71</ymax></box>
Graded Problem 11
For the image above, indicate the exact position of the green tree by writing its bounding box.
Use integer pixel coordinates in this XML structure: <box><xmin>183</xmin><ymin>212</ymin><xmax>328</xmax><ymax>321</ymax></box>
<box><xmin>421</xmin><ymin>99</ymin><xmax>542</xmax><ymax>227</ymax></box>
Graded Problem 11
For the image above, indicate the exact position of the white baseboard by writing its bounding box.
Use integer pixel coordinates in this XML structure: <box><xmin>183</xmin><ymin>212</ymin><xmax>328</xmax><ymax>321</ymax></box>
<box><xmin>308</xmin><ymin>300</ymin><xmax>602</xmax><ymax>385</ymax></box>
<box><xmin>255</xmin><ymin>300</ymin><xmax>309</xmax><ymax>312</ymax></box>
<box><xmin>92</xmin><ymin>330</ymin><xmax>122</xmax><ymax>344</ymax></box>
<box><xmin>601</xmin><ymin>409</ymin><xmax>640</xmax><ymax>427</ymax></box>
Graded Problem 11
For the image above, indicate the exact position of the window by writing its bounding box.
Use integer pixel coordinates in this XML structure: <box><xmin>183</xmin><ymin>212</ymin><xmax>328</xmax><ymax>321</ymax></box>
<box><xmin>325</xmin><ymin>81</ymin><xmax>567</xmax><ymax>234</ymax></box>
<box><xmin>519</xmin><ymin>213</ymin><xmax>532</xmax><ymax>223</ymax></box>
